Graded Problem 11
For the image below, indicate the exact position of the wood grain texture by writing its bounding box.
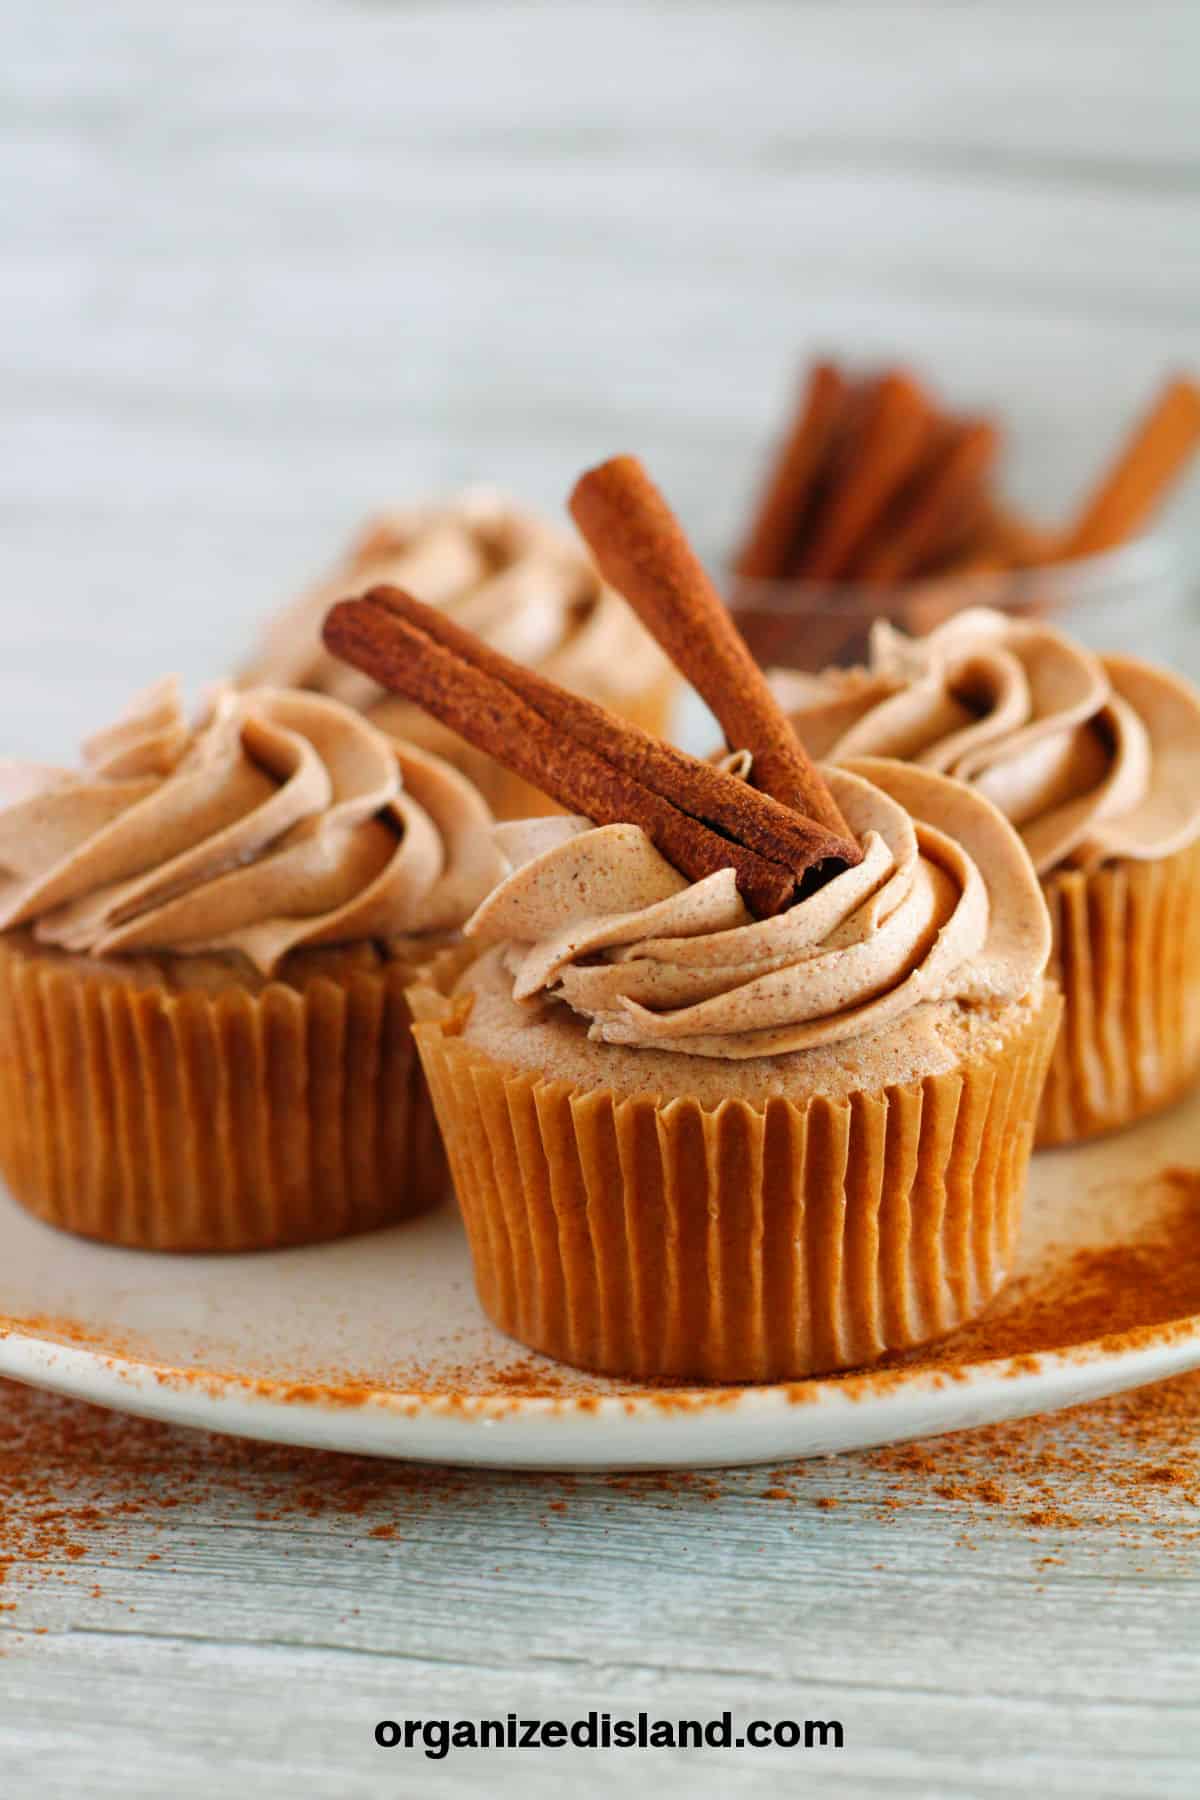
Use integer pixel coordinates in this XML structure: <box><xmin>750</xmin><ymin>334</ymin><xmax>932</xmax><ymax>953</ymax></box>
<box><xmin>1</xmin><ymin>1377</ymin><xmax>1198</xmax><ymax>1799</ymax></box>
<box><xmin>3</xmin><ymin>2</ymin><xmax>1200</xmax><ymax>1793</ymax></box>
<box><xmin>5</xmin><ymin>0</ymin><xmax>1200</xmax><ymax>757</ymax></box>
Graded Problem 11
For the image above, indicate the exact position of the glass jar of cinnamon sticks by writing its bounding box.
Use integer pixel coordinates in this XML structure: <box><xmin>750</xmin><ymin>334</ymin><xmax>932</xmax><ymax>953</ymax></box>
<box><xmin>727</xmin><ymin>363</ymin><xmax>1200</xmax><ymax>679</ymax></box>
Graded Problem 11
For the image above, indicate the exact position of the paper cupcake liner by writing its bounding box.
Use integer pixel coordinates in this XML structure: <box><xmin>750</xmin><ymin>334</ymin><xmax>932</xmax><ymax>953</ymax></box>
<box><xmin>0</xmin><ymin>936</ymin><xmax>469</xmax><ymax>1252</ymax></box>
<box><xmin>369</xmin><ymin>670</ymin><xmax>678</xmax><ymax>821</ymax></box>
<box><xmin>412</xmin><ymin>985</ymin><xmax>1062</xmax><ymax>1382</ymax></box>
<box><xmin>1038</xmin><ymin>841</ymin><xmax>1200</xmax><ymax>1147</ymax></box>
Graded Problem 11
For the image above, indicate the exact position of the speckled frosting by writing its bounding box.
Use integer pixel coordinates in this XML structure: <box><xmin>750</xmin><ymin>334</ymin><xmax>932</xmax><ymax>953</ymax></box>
<box><xmin>242</xmin><ymin>487</ymin><xmax>670</xmax><ymax>711</ymax></box>
<box><xmin>0</xmin><ymin>679</ymin><xmax>503</xmax><ymax>974</ymax></box>
<box><xmin>463</xmin><ymin>758</ymin><xmax>1049</xmax><ymax>1062</ymax></box>
<box><xmin>776</xmin><ymin>607</ymin><xmax>1200</xmax><ymax>877</ymax></box>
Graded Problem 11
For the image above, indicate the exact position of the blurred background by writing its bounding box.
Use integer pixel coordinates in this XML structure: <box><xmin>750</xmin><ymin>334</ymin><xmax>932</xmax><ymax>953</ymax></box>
<box><xmin>5</xmin><ymin>0</ymin><xmax>1199</xmax><ymax>754</ymax></box>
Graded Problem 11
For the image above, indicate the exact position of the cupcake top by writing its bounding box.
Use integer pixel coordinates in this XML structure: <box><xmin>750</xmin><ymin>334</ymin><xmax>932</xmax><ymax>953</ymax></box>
<box><xmin>243</xmin><ymin>487</ymin><xmax>669</xmax><ymax>711</ymax></box>
<box><xmin>776</xmin><ymin>607</ymin><xmax>1200</xmax><ymax>877</ymax></box>
<box><xmin>465</xmin><ymin>758</ymin><xmax>1049</xmax><ymax>1060</ymax></box>
<box><xmin>0</xmin><ymin>679</ymin><xmax>503</xmax><ymax>974</ymax></box>
<box><xmin>317</xmin><ymin>461</ymin><xmax>1053</xmax><ymax>1066</ymax></box>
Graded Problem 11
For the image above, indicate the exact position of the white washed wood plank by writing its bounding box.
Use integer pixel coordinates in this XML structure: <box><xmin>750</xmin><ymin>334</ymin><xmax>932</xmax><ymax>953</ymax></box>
<box><xmin>7</xmin><ymin>1</ymin><xmax>1199</xmax><ymax>168</ymax></box>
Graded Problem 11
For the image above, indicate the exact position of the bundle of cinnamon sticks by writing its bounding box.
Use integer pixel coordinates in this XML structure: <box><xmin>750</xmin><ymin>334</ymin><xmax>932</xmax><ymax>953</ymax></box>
<box><xmin>734</xmin><ymin>360</ymin><xmax>1200</xmax><ymax>623</ymax></box>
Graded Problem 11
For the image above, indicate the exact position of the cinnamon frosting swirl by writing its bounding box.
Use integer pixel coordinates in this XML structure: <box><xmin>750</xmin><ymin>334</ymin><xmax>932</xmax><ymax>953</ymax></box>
<box><xmin>465</xmin><ymin>759</ymin><xmax>1048</xmax><ymax>1059</ymax></box>
<box><xmin>243</xmin><ymin>488</ymin><xmax>669</xmax><ymax>710</ymax></box>
<box><xmin>0</xmin><ymin>680</ymin><xmax>503</xmax><ymax>974</ymax></box>
<box><xmin>777</xmin><ymin>608</ymin><xmax>1200</xmax><ymax>876</ymax></box>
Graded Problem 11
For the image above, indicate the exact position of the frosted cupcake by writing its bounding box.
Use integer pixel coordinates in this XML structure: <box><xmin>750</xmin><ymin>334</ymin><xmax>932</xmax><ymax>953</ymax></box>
<box><xmin>416</xmin><ymin>762</ymin><xmax>1058</xmax><ymax>1381</ymax></box>
<box><xmin>242</xmin><ymin>488</ymin><xmax>675</xmax><ymax>818</ymax></box>
<box><xmin>324</xmin><ymin>457</ymin><xmax>1060</xmax><ymax>1381</ymax></box>
<box><xmin>0</xmin><ymin>678</ymin><xmax>502</xmax><ymax>1250</ymax></box>
<box><xmin>780</xmin><ymin>608</ymin><xmax>1200</xmax><ymax>1145</ymax></box>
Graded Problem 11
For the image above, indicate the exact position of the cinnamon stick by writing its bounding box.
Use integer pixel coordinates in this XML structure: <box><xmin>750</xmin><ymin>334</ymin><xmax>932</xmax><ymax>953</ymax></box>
<box><xmin>733</xmin><ymin>361</ymin><xmax>851</xmax><ymax>580</ymax></box>
<box><xmin>779</xmin><ymin>376</ymin><xmax>872</xmax><ymax>578</ymax></box>
<box><xmin>569</xmin><ymin>455</ymin><xmax>860</xmax><ymax>857</ymax></box>
<box><xmin>324</xmin><ymin>593</ymin><xmax>839</xmax><ymax>916</ymax></box>
<box><xmin>364</xmin><ymin>586</ymin><xmax>849</xmax><ymax>878</ymax></box>
<box><xmin>1062</xmin><ymin>374</ymin><xmax>1200</xmax><ymax>559</ymax></box>
<box><xmin>793</xmin><ymin>371</ymin><xmax>935</xmax><ymax>580</ymax></box>
<box><xmin>853</xmin><ymin>418</ymin><xmax>1000</xmax><ymax>584</ymax></box>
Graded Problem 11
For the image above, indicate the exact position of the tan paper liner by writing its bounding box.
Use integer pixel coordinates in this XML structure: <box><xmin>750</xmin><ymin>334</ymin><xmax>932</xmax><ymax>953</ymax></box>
<box><xmin>0</xmin><ymin>936</ymin><xmax>474</xmax><ymax>1253</ymax></box>
<box><xmin>1038</xmin><ymin>840</ymin><xmax>1200</xmax><ymax>1147</ymax></box>
<box><xmin>411</xmin><ymin>983</ymin><xmax>1062</xmax><ymax>1382</ymax></box>
<box><xmin>369</xmin><ymin>667</ymin><xmax>678</xmax><ymax>821</ymax></box>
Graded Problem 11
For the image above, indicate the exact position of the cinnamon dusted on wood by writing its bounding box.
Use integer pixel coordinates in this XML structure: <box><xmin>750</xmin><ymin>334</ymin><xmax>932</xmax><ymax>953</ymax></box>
<box><xmin>568</xmin><ymin>455</ymin><xmax>860</xmax><ymax>855</ymax></box>
<box><xmin>323</xmin><ymin>589</ymin><xmax>857</xmax><ymax>917</ymax></box>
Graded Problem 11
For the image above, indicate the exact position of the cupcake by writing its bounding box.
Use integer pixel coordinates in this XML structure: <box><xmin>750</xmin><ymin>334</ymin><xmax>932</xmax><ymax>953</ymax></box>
<box><xmin>242</xmin><ymin>487</ymin><xmax>675</xmax><ymax>819</ymax></box>
<box><xmin>323</xmin><ymin>456</ymin><xmax>1060</xmax><ymax>1381</ymax></box>
<box><xmin>0</xmin><ymin>678</ymin><xmax>502</xmax><ymax>1250</ymax></box>
<box><xmin>779</xmin><ymin>607</ymin><xmax>1200</xmax><ymax>1145</ymax></box>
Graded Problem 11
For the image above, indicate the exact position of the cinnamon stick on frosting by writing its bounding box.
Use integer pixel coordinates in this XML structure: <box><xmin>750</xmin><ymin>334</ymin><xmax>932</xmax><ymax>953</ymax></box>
<box><xmin>323</xmin><ymin>583</ymin><xmax>858</xmax><ymax>919</ymax></box>
<box><xmin>360</xmin><ymin>588</ymin><xmax>841</xmax><ymax>878</ymax></box>
<box><xmin>568</xmin><ymin>455</ymin><xmax>860</xmax><ymax>855</ymax></box>
<box><xmin>328</xmin><ymin>593</ymin><xmax>771</xmax><ymax>915</ymax></box>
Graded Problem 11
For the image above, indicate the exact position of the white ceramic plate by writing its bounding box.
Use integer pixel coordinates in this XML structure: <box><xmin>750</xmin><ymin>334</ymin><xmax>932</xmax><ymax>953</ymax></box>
<box><xmin>0</xmin><ymin>1089</ymin><xmax>1197</xmax><ymax>1471</ymax></box>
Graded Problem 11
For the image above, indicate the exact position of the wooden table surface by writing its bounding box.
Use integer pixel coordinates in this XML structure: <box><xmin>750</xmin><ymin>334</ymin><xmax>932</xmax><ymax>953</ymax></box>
<box><xmin>3</xmin><ymin>4</ymin><xmax>1200</xmax><ymax>1794</ymax></box>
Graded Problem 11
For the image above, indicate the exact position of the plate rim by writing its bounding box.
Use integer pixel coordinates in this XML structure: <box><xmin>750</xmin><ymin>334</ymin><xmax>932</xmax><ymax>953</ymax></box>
<box><xmin>2</xmin><ymin>1309</ymin><xmax>1198</xmax><ymax>1470</ymax></box>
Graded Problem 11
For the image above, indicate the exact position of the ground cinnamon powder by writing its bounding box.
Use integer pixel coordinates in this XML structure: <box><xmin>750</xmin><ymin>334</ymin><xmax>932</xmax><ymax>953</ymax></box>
<box><xmin>11</xmin><ymin>1171</ymin><xmax>1196</xmax><ymax>1413</ymax></box>
<box><xmin>1</xmin><ymin>1173</ymin><xmax>1198</xmax><ymax>1625</ymax></box>
<box><xmin>1</xmin><ymin>1365</ymin><xmax>1196</xmax><ymax>1626</ymax></box>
